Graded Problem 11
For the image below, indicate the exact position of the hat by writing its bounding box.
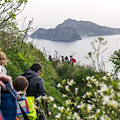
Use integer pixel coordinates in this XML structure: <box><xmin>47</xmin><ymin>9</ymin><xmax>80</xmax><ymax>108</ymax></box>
<box><xmin>0</xmin><ymin>66</ymin><xmax>7</xmax><ymax>75</ymax></box>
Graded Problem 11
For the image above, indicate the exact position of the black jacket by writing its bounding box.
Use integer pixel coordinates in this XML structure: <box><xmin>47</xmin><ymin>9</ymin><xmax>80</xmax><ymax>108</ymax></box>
<box><xmin>22</xmin><ymin>69</ymin><xmax>49</xmax><ymax>114</ymax></box>
<box><xmin>22</xmin><ymin>69</ymin><xmax>46</xmax><ymax>98</ymax></box>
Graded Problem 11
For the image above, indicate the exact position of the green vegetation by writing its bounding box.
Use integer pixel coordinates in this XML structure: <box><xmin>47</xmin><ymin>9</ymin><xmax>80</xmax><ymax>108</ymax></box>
<box><xmin>0</xmin><ymin>0</ymin><xmax>120</xmax><ymax>119</ymax></box>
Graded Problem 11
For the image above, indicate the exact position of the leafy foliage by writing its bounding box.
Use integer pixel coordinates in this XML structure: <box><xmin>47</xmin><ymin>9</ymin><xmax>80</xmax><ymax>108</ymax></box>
<box><xmin>110</xmin><ymin>49</ymin><xmax>120</xmax><ymax>79</ymax></box>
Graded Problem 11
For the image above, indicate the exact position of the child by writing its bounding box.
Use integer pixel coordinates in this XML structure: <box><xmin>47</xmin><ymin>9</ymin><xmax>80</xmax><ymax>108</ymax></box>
<box><xmin>13</xmin><ymin>76</ymin><xmax>37</xmax><ymax>120</ymax></box>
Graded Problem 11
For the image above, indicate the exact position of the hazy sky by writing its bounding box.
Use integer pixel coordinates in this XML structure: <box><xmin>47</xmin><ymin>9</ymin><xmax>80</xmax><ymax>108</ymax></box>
<box><xmin>17</xmin><ymin>0</ymin><xmax>120</xmax><ymax>29</ymax></box>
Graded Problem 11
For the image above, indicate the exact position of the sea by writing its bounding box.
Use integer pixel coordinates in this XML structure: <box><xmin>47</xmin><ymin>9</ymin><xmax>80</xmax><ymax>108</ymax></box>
<box><xmin>28</xmin><ymin>34</ymin><xmax>120</xmax><ymax>73</ymax></box>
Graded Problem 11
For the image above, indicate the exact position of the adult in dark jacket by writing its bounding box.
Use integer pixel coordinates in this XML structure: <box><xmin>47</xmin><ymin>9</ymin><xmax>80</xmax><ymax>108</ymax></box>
<box><xmin>22</xmin><ymin>63</ymin><xmax>51</xmax><ymax>119</ymax></box>
<box><xmin>0</xmin><ymin>74</ymin><xmax>17</xmax><ymax>120</ymax></box>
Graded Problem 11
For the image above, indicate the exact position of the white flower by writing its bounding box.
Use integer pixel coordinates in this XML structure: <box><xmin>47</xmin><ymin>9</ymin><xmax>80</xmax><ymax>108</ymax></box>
<box><xmin>57</xmin><ymin>83</ymin><xmax>62</xmax><ymax>88</ymax></box>
<box><xmin>78</xmin><ymin>103</ymin><xmax>85</xmax><ymax>109</ymax></box>
<box><xmin>67</xmin><ymin>79</ymin><xmax>76</xmax><ymax>86</ymax></box>
<box><xmin>53</xmin><ymin>104</ymin><xmax>57</xmax><ymax>108</ymax></box>
<box><xmin>86</xmin><ymin>76</ymin><xmax>90</xmax><ymax>80</ymax></box>
<box><xmin>49</xmin><ymin>96</ymin><xmax>54</xmax><ymax>101</ymax></box>
<box><xmin>63</xmin><ymin>94</ymin><xmax>68</xmax><ymax>97</ymax></box>
<box><xmin>86</xmin><ymin>92</ymin><xmax>92</xmax><ymax>97</ymax></box>
<box><xmin>95</xmin><ymin>81</ymin><xmax>99</xmax><ymax>86</ymax></box>
<box><xmin>42</xmin><ymin>96</ymin><xmax>47</xmax><ymax>100</ymax></box>
<box><xmin>65</xmin><ymin>99</ymin><xmax>71</xmax><ymax>105</ymax></box>
<box><xmin>36</xmin><ymin>95</ymin><xmax>42</xmax><ymax>101</ymax></box>
<box><xmin>65</xmin><ymin>85</ymin><xmax>70</xmax><ymax>91</ymax></box>
<box><xmin>67</xmin><ymin>108</ymin><xmax>70</xmax><ymax>111</ymax></box>
<box><xmin>73</xmin><ymin>112</ymin><xmax>81</xmax><ymax>120</ymax></box>
<box><xmin>58</xmin><ymin>106</ymin><xmax>64</xmax><ymax>112</ymax></box>
<box><xmin>60</xmin><ymin>106</ymin><xmax>64</xmax><ymax>111</ymax></box>
<box><xmin>87</xmin><ymin>83</ymin><xmax>92</xmax><ymax>88</ymax></box>
<box><xmin>55</xmin><ymin>113</ymin><xmax>61</xmax><ymax>118</ymax></box>
<box><xmin>74</xmin><ymin>112</ymin><xmax>78</xmax><ymax>117</ymax></box>
<box><xmin>77</xmin><ymin>105</ymin><xmax>81</xmax><ymax>109</ymax></box>
<box><xmin>102</xmin><ymin>95</ymin><xmax>110</xmax><ymax>104</ymax></box>
<box><xmin>100</xmin><ymin>84</ymin><xmax>109</xmax><ymax>92</ymax></box>
<box><xmin>75</xmin><ymin>88</ymin><xmax>78</xmax><ymax>95</ymax></box>
<box><xmin>87</xmin><ymin>104</ymin><xmax>93</xmax><ymax>112</ymax></box>
<box><xmin>103</xmin><ymin>76</ymin><xmax>107</xmax><ymax>80</ymax></box>
<box><xmin>96</xmin><ymin>109</ymin><xmax>100</xmax><ymax>113</ymax></box>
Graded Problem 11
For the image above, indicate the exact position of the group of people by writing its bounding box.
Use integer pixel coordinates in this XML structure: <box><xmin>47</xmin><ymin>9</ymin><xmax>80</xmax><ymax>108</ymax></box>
<box><xmin>48</xmin><ymin>54</ymin><xmax>76</xmax><ymax>65</ymax></box>
<box><xmin>0</xmin><ymin>48</ymin><xmax>51</xmax><ymax>120</ymax></box>
<box><xmin>61</xmin><ymin>55</ymin><xmax>76</xmax><ymax>65</ymax></box>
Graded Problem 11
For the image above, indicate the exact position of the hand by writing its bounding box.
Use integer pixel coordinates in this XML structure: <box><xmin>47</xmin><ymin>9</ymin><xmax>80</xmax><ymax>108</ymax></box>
<box><xmin>0</xmin><ymin>74</ymin><xmax>13</xmax><ymax>90</ymax></box>
<box><xmin>17</xmin><ymin>91</ymin><xmax>22</xmax><ymax>100</ymax></box>
<box><xmin>0</xmin><ymin>81</ymin><xmax>7</xmax><ymax>91</ymax></box>
<box><xmin>47</xmin><ymin>112</ymin><xmax>51</xmax><ymax>117</ymax></box>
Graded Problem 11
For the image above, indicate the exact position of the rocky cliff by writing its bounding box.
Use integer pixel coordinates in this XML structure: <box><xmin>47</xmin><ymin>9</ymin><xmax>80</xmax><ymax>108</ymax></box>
<box><xmin>30</xmin><ymin>18</ymin><xmax>120</xmax><ymax>41</ymax></box>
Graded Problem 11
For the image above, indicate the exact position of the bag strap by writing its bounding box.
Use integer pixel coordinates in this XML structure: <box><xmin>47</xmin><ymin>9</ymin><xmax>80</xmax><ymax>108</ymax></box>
<box><xmin>5</xmin><ymin>82</ymin><xmax>29</xmax><ymax>120</ymax></box>
<box><xmin>18</xmin><ymin>103</ymin><xmax>29</xmax><ymax>120</ymax></box>
<box><xmin>5</xmin><ymin>82</ymin><xmax>16</xmax><ymax>99</ymax></box>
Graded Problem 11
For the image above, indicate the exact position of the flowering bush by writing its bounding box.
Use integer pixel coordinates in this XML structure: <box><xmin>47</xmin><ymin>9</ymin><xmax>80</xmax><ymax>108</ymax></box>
<box><xmin>52</xmin><ymin>76</ymin><xmax>120</xmax><ymax>120</ymax></box>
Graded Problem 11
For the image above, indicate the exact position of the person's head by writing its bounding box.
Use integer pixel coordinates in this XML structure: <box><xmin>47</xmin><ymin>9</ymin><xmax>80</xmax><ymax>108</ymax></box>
<box><xmin>13</xmin><ymin>76</ymin><xmax>29</xmax><ymax>92</ymax></box>
<box><xmin>70</xmin><ymin>55</ymin><xmax>72</xmax><ymax>58</ymax></box>
<box><xmin>49</xmin><ymin>55</ymin><xmax>51</xmax><ymax>58</ymax></box>
<box><xmin>30</xmin><ymin>63</ymin><xmax>42</xmax><ymax>75</ymax></box>
<box><xmin>65</xmin><ymin>56</ymin><xmax>68</xmax><ymax>60</ymax></box>
<box><xmin>0</xmin><ymin>48</ymin><xmax>6</xmax><ymax>66</ymax></box>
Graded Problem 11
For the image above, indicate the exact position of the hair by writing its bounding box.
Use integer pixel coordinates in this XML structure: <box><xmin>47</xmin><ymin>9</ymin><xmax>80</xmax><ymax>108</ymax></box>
<box><xmin>65</xmin><ymin>56</ymin><xmax>68</xmax><ymax>60</ymax></box>
<box><xmin>30</xmin><ymin>63</ymin><xmax>42</xmax><ymax>72</ymax></box>
<box><xmin>13</xmin><ymin>76</ymin><xmax>29</xmax><ymax>92</ymax></box>
<box><xmin>0</xmin><ymin>48</ymin><xmax>6</xmax><ymax>61</ymax></box>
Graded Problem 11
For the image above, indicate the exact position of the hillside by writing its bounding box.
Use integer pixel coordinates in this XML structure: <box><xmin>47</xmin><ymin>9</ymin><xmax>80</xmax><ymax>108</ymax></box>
<box><xmin>30</xmin><ymin>26</ymin><xmax>81</xmax><ymax>41</ymax></box>
<box><xmin>30</xmin><ymin>18</ymin><xmax>120</xmax><ymax>40</ymax></box>
<box><xmin>57</xmin><ymin>19</ymin><xmax>120</xmax><ymax>37</ymax></box>
<box><xmin>1</xmin><ymin>35</ymin><xmax>120</xmax><ymax>120</ymax></box>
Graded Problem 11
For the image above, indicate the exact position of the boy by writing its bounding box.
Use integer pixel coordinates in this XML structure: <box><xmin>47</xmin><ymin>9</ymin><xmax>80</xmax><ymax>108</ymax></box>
<box><xmin>13</xmin><ymin>76</ymin><xmax>37</xmax><ymax>120</ymax></box>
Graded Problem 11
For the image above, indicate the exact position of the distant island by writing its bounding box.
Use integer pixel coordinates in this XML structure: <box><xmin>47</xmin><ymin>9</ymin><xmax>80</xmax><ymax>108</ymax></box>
<box><xmin>30</xmin><ymin>18</ymin><xmax>120</xmax><ymax>41</ymax></box>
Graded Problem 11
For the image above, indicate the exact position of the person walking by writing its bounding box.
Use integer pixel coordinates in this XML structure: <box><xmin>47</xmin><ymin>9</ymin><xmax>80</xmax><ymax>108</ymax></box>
<box><xmin>70</xmin><ymin>55</ymin><xmax>74</xmax><ymax>65</ymax></box>
<box><xmin>61</xmin><ymin>56</ymin><xmax>65</xmax><ymax>63</ymax></box>
<box><xmin>65</xmin><ymin>56</ymin><xmax>70</xmax><ymax>64</ymax></box>
<box><xmin>22</xmin><ymin>63</ymin><xmax>51</xmax><ymax>120</ymax></box>
<box><xmin>0</xmin><ymin>74</ymin><xmax>17</xmax><ymax>120</ymax></box>
<box><xmin>13</xmin><ymin>76</ymin><xmax>38</xmax><ymax>120</ymax></box>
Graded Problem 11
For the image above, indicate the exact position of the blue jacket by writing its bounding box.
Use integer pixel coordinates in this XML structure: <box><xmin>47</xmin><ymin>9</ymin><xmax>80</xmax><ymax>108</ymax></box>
<box><xmin>0</xmin><ymin>89</ymin><xmax>17</xmax><ymax>120</ymax></box>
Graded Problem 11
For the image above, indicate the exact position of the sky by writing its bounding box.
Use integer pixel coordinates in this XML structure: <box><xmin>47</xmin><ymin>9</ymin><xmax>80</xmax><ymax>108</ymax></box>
<box><xmin>16</xmin><ymin>0</ymin><xmax>120</xmax><ymax>30</ymax></box>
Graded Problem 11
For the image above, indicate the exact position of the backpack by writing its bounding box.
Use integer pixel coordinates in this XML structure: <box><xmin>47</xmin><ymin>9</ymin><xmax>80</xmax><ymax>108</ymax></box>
<box><xmin>17</xmin><ymin>97</ymin><xmax>30</xmax><ymax>116</ymax></box>
<box><xmin>73</xmin><ymin>58</ymin><xmax>76</xmax><ymax>63</ymax></box>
